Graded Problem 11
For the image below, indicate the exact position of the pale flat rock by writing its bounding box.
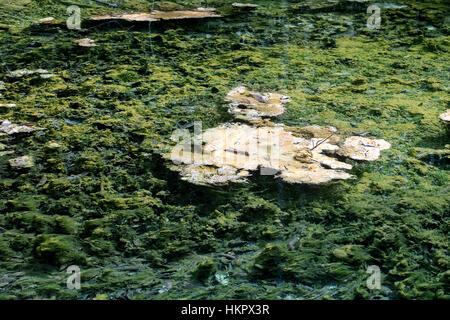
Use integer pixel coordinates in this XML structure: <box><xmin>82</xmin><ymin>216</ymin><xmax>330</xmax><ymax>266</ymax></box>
<box><xmin>8</xmin><ymin>69</ymin><xmax>53</xmax><ymax>79</ymax></box>
<box><xmin>36</xmin><ymin>17</ymin><xmax>55</xmax><ymax>24</ymax></box>
<box><xmin>9</xmin><ymin>155</ymin><xmax>33</xmax><ymax>169</ymax></box>
<box><xmin>90</xmin><ymin>8</ymin><xmax>221</xmax><ymax>22</ymax></box>
<box><xmin>73</xmin><ymin>38</ymin><xmax>97</xmax><ymax>47</ymax></box>
<box><xmin>168</xmin><ymin>86</ymin><xmax>392</xmax><ymax>186</ymax></box>
<box><xmin>169</xmin><ymin>123</ymin><xmax>354</xmax><ymax>185</ymax></box>
<box><xmin>232</xmin><ymin>3</ymin><xmax>259</xmax><ymax>9</ymax></box>
<box><xmin>0</xmin><ymin>103</ymin><xmax>15</xmax><ymax>108</ymax></box>
<box><xmin>226</xmin><ymin>86</ymin><xmax>290</xmax><ymax>122</ymax></box>
<box><xmin>0</xmin><ymin>120</ymin><xmax>39</xmax><ymax>135</ymax></box>
<box><xmin>337</xmin><ymin>136</ymin><xmax>391</xmax><ymax>161</ymax></box>
<box><xmin>0</xmin><ymin>151</ymin><xmax>14</xmax><ymax>156</ymax></box>
<box><xmin>197</xmin><ymin>7</ymin><xmax>218</xmax><ymax>12</ymax></box>
<box><xmin>91</xmin><ymin>13</ymin><xmax>158</xmax><ymax>22</ymax></box>
<box><xmin>439</xmin><ymin>109</ymin><xmax>450</xmax><ymax>122</ymax></box>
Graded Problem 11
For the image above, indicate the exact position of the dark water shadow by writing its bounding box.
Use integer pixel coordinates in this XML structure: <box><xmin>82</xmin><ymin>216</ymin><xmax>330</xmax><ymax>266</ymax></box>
<box><xmin>149</xmin><ymin>153</ymin><xmax>347</xmax><ymax>216</ymax></box>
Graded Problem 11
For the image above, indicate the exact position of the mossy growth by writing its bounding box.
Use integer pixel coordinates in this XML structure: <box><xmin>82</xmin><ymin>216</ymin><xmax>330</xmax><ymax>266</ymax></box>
<box><xmin>251</xmin><ymin>243</ymin><xmax>288</xmax><ymax>279</ymax></box>
<box><xmin>191</xmin><ymin>258</ymin><xmax>216</xmax><ymax>284</ymax></box>
<box><xmin>33</xmin><ymin>235</ymin><xmax>86</xmax><ymax>266</ymax></box>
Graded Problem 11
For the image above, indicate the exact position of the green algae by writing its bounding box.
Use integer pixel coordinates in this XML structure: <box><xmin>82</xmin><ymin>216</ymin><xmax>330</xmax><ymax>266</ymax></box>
<box><xmin>0</xmin><ymin>0</ymin><xmax>449</xmax><ymax>300</ymax></box>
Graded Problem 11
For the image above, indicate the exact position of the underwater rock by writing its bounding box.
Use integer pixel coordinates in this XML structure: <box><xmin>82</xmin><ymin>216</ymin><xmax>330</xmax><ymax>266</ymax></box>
<box><xmin>0</xmin><ymin>143</ymin><xmax>13</xmax><ymax>157</ymax></box>
<box><xmin>173</xmin><ymin>164</ymin><xmax>251</xmax><ymax>186</ymax></box>
<box><xmin>169</xmin><ymin>123</ymin><xmax>354</xmax><ymax>185</ymax></box>
<box><xmin>374</xmin><ymin>2</ymin><xmax>408</xmax><ymax>9</ymax></box>
<box><xmin>411</xmin><ymin>147</ymin><xmax>450</xmax><ymax>163</ymax></box>
<box><xmin>168</xmin><ymin>82</ymin><xmax>391</xmax><ymax>186</ymax></box>
<box><xmin>290</xmin><ymin>0</ymin><xmax>371</xmax><ymax>14</ymax></box>
<box><xmin>252</xmin><ymin>244</ymin><xmax>288</xmax><ymax>278</ymax></box>
<box><xmin>440</xmin><ymin>110</ymin><xmax>450</xmax><ymax>134</ymax></box>
<box><xmin>73</xmin><ymin>38</ymin><xmax>97</xmax><ymax>47</ymax></box>
<box><xmin>0</xmin><ymin>120</ymin><xmax>39</xmax><ymax>135</ymax></box>
<box><xmin>439</xmin><ymin>110</ymin><xmax>450</xmax><ymax>123</ymax></box>
<box><xmin>36</xmin><ymin>17</ymin><xmax>55</xmax><ymax>24</ymax></box>
<box><xmin>90</xmin><ymin>8</ymin><xmax>221</xmax><ymax>23</ymax></box>
<box><xmin>196</xmin><ymin>7</ymin><xmax>218</xmax><ymax>12</ymax></box>
<box><xmin>337</xmin><ymin>136</ymin><xmax>391</xmax><ymax>161</ymax></box>
<box><xmin>192</xmin><ymin>259</ymin><xmax>216</xmax><ymax>283</ymax></box>
<box><xmin>46</xmin><ymin>141</ymin><xmax>62</xmax><ymax>149</ymax></box>
<box><xmin>232</xmin><ymin>3</ymin><xmax>259</xmax><ymax>10</ymax></box>
<box><xmin>9</xmin><ymin>155</ymin><xmax>33</xmax><ymax>169</ymax></box>
<box><xmin>8</xmin><ymin>69</ymin><xmax>55</xmax><ymax>79</ymax></box>
<box><xmin>0</xmin><ymin>103</ymin><xmax>15</xmax><ymax>108</ymax></box>
<box><xmin>91</xmin><ymin>13</ymin><xmax>158</xmax><ymax>22</ymax></box>
<box><xmin>332</xmin><ymin>245</ymin><xmax>370</xmax><ymax>264</ymax></box>
<box><xmin>39</xmin><ymin>73</ymin><xmax>57</xmax><ymax>79</ymax></box>
<box><xmin>226</xmin><ymin>86</ymin><xmax>290</xmax><ymax>123</ymax></box>
<box><xmin>289</xmin><ymin>0</ymin><xmax>408</xmax><ymax>15</ymax></box>
<box><xmin>288</xmin><ymin>125</ymin><xmax>340</xmax><ymax>144</ymax></box>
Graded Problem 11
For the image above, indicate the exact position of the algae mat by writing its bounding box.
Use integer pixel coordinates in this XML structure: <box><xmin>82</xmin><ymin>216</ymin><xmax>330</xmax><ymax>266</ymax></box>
<box><xmin>0</xmin><ymin>0</ymin><xmax>449</xmax><ymax>299</ymax></box>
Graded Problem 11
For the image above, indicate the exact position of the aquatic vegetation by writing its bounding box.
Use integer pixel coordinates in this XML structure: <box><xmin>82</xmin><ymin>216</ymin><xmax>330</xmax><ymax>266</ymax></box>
<box><xmin>0</xmin><ymin>0</ymin><xmax>448</xmax><ymax>301</ymax></box>
<box><xmin>337</xmin><ymin>136</ymin><xmax>391</xmax><ymax>161</ymax></box>
<box><xmin>0</xmin><ymin>104</ymin><xmax>15</xmax><ymax>109</ymax></box>
<box><xmin>90</xmin><ymin>8</ymin><xmax>221</xmax><ymax>23</ymax></box>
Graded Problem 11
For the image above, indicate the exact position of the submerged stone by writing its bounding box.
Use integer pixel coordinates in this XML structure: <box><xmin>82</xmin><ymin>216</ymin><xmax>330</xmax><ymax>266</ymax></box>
<box><xmin>439</xmin><ymin>110</ymin><xmax>450</xmax><ymax>123</ymax></box>
<box><xmin>252</xmin><ymin>244</ymin><xmax>288</xmax><ymax>277</ymax></box>
<box><xmin>290</xmin><ymin>0</ymin><xmax>371</xmax><ymax>14</ymax></box>
<box><xmin>0</xmin><ymin>103</ymin><xmax>15</xmax><ymax>108</ymax></box>
<box><xmin>73</xmin><ymin>38</ymin><xmax>97</xmax><ymax>47</ymax></box>
<box><xmin>90</xmin><ymin>8</ymin><xmax>221</xmax><ymax>23</ymax></box>
<box><xmin>440</xmin><ymin>110</ymin><xmax>450</xmax><ymax>134</ymax></box>
<box><xmin>226</xmin><ymin>86</ymin><xmax>290</xmax><ymax>123</ymax></box>
<box><xmin>0</xmin><ymin>120</ymin><xmax>39</xmax><ymax>135</ymax></box>
<box><xmin>9</xmin><ymin>155</ymin><xmax>33</xmax><ymax>169</ymax></box>
<box><xmin>46</xmin><ymin>141</ymin><xmax>62</xmax><ymax>149</ymax></box>
<box><xmin>337</xmin><ymin>136</ymin><xmax>391</xmax><ymax>161</ymax></box>
<box><xmin>232</xmin><ymin>3</ymin><xmax>259</xmax><ymax>10</ymax></box>
<box><xmin>288</xmin><ymin>125</ymin><xmax>340</xmax><ymax>144</ymax></box>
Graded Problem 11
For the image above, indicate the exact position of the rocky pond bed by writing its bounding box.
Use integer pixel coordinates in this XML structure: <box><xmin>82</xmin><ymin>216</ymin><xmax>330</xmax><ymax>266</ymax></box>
<box><xmin>0</xmin><ymin>0</ymin><xmax>449</xmax><ymax>299</ymax></box>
